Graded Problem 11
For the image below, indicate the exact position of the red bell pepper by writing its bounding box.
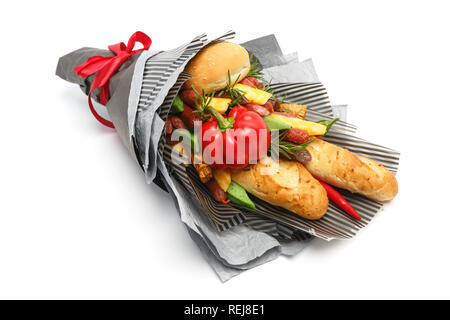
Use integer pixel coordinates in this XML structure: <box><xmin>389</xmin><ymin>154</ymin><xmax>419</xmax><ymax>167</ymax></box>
<box><xmin>201</xmin><ymin>105</ymin><xmax>270</xmax><ymax>169</ymax></box>
<box><xmin>227</xmin><ymin>105</ymin><xmax>248</xmax><ymax>119</ymax></box>
<box><xmin>319</xmin><ymin>181</ymin><xmax>361</xmax><ymax>220</ymax></box>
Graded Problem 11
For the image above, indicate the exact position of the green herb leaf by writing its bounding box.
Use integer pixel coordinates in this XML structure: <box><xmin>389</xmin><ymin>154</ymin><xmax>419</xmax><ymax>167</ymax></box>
<box><xmin>247</xmin><ymin>54</ymin><xmax>264</xmax><ymax>80</ymax></box>
<box><xmin>278</xmin><ymin>148</ymin><xmax>291</xmax><ymax>159</ymax></box>
<box><xmin>191</xmin><ymin>86</ymin><xmax>216</xmax><ymax>121</ymax></box>
<box><xmin>261</xmin><ymin>78</ymin><xmax>274</xmax><ymax>94</ymax></box>
<box><xmin>217</xmin><ymin>70</ymin><xmax>247</xmax><ymax>108</ymax></box>
<box><xmin>171</xmin><ymin>94</ymin><xmax>184</xmax><ymax>113</ymax></box>
<box><xmin>277</xmin><ymin>135</ymin><xmax>316</xmax><ymax>160</ymax></box>
<box><xmin>279</xmin><ymin>94</ymin><xmax>288</xmax><ymax>104</ymax></box>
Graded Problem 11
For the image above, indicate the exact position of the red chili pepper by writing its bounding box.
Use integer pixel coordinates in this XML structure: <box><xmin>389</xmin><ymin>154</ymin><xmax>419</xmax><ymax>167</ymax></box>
<box><xmin>319</xmin><ymin>181</ymin><xmax>361</xmax><ymax>220</ymax></box>
<box><xmin>201</xmin><ymin>105</ymin><xmax>270</xmax><ymax>169</ymax></box>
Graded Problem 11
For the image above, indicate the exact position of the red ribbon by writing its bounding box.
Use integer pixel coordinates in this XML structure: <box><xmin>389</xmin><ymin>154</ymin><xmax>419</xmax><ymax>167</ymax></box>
<box><xmin>74</xmin><ymin>31</ymin><xmax>152</xmax><ymax>128</ymax></box>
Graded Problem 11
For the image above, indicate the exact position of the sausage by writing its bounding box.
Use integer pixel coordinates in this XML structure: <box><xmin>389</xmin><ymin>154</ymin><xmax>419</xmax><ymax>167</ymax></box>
<box><xmin>272</xmin><ymin>111</ymin><xmax>296</xmax><ymax>118</ymax></box>
<box><xmin>293</xmin><ymin>149</ymin><xmax>312</xmax><ymax>164</ymax></box>
<box><xmin>180</xmin><ymin>105</ymin><xmax>202</xmax><ymax>130</ymax></box>
<box><xmin>217</xmin><ymin>93</ymin><xmax>232</xmax><ymax>99</ymax></box>
<box><xmin>245</xmin><ymin>103</ymin><xmax>271</xmax><ymax>116</ymax></box>
<box><xmin>284</xmin><ymin>128</ymin><xmax>310</xmax><ymax>145</ymax></box>
<box><xmin>273</xmin><ymin>98</ymin><xmax>281</xmax><ymax>112</ymax></box>
<box><xmin>247</xmin><ymin>77</ymin><xmax>264</xmax><ymax>89</ymax></box>
<box><xmin>166</xmin><ymin>115</ymin><xmax>188</xmax><ymax>144</ymax></box>
<box><xmin>239</xmin><ymin>77</ymin><xmax>257</xmax><ymax>88</ymax></box>
<box><xmin>207</xmin><ymin>179</ymin><xmax>227</xmax><ymax>203</ymax></box>
<box><xmin>241</xmin><ymin>77</ymin><xmax>264</xmax><ymax>89</ymax></box>
<box><xmin>168</xmin><ymin>115</ymin><xmax>187</xmax><ymax>130</ymax></box>
<box><xmin>165</xmin><ymin>118</ymin><xmax>173</xmax><ymax>135</ymax></box>
<box><xmin>180</xmin><ymin>89</ymin><xmax>200</xmax><ymax>107</ymax></box>
<box><xmin>262</xmin><ymin>100</ymin><xmax>274</xmax><ymax>113</ymax></box>
<box><xmin>166</xmin><ymin>134</ymin><xmax>179</xmax><ymax>145</ymax></box>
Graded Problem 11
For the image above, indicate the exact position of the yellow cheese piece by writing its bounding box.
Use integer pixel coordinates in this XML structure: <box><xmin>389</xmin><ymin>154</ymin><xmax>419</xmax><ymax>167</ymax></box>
<box><xmin>269</xmin><ymin>114</ymin><xmax>327</xmax><ymax>136</ymax></box>
<box><xmin>233</xmin><ymin>84</ymin><xmax>272</xmax><ymax>105</ymax></box>
<box><xmin>209</xmin><ymin>97</ymin><xmax>231</xmax><ymax>114</ymax></box>
<box><xmin>213</xmin><ymin>168</ymin><xmax>231</xmax><ymax>192</ymax></box>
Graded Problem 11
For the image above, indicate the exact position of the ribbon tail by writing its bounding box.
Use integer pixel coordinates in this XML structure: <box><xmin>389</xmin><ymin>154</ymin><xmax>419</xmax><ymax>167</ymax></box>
<box><xmin>100</xmin><ymin>84</ymin><xmax>109</xmax><ymax>106</ymax></box>
<box><xmin>88</xmin><ymin>92</ymin><xmax>115</xmax><ymax>128</ymax></box>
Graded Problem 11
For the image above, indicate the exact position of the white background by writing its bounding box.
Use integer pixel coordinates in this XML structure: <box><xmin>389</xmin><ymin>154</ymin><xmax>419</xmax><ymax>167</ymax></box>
<box><xmin>1</xmin><ymin>0</ymin><xmax>449</xmax><ymax>299</ymax></box>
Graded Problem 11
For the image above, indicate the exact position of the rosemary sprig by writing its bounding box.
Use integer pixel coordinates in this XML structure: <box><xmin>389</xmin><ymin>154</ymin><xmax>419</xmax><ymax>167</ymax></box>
<box><xmin>261</xmin><ymin>78</ymin><xmax>274</xmax><ymax>94</ymax></box>
<box><xmin>217</xmin><ymin>70</ymin><xmax>246</xmax><ymax>108</ymax></box>
<box><xmin>247</xmin><ymin>54</ymin><xmax>264</xmax><ymax>80</ymax></box>
<box><xmin>279</xmin><ymin>94</ymin><xmax>288</xmax><ymax>105</ymax></box>
<box><xmin>191</xmin><ymin>86</ymin><xmax>213</xmax><ymax>121</ymax></box>
<box><xmin>279</xmin><ymin>138</ymin><xmax>315</xmax><ymax>160</ymax></box>
<box><xmin>191</xmin><ymin>86</ymin><xmax>235</xmax><ymax>131</ymax></box>
<box><xmin>247</xmin><ymin>54</ymin><xmax>276</xmax><ymax>96</ymax></box>
<box><xmin>274</xmin><ymin>130</ymin><xmax>316</xmax><ymax>160</ymax></box>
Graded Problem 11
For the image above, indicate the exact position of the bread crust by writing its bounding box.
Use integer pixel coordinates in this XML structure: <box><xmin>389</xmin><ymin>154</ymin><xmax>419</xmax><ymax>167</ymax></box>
<box><xmin>230</xmin><ymin>158</ymin><xmax>329</xmax><ymax>220</ymax></box>
<box><xmin>304</xmin><ymin>139</ymin><xmax>398</xmax><ymax>201</ymax></box>
<box><xmin>183</xmin><ymin>42</ymin><xmax>250</xmax><ymax>93</ymax></box>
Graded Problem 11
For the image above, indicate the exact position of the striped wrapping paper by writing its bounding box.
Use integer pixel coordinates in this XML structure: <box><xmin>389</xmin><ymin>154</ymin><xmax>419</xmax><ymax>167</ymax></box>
<box><xmin>131</xmin><ymin>31</ymin><xmax>400</xmax><ymax>241</ymax></box>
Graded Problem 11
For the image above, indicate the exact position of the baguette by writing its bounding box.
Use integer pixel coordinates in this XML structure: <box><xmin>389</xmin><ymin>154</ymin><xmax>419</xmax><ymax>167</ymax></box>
<box><xmin>304</xmin><ymin>139</ymin><xmax>398</xmax><ymax>202</ymax></box>
<box><xmin>230</xmin><ymin>158</ymin><xmax>329</xmax><ymax>220</ymax></box>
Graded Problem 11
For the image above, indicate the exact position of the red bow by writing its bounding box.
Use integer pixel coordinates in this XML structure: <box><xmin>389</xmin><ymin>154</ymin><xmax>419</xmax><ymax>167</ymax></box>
<box><xmin>74</xmin><ymin>31</ymin><xmax>152</xmax><ymax>128</ymax></box>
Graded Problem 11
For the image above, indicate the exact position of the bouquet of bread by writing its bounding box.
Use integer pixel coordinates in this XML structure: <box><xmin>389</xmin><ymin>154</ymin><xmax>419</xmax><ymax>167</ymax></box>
<box><xmin>56</xmin><ymin>31</ymin><xmax>399</xmax><ymax>279</ymax></box>
<box><xmin>166</xmin><ymin>41</ymin><xmax>397</xmax><ymax>224</ymax></box>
